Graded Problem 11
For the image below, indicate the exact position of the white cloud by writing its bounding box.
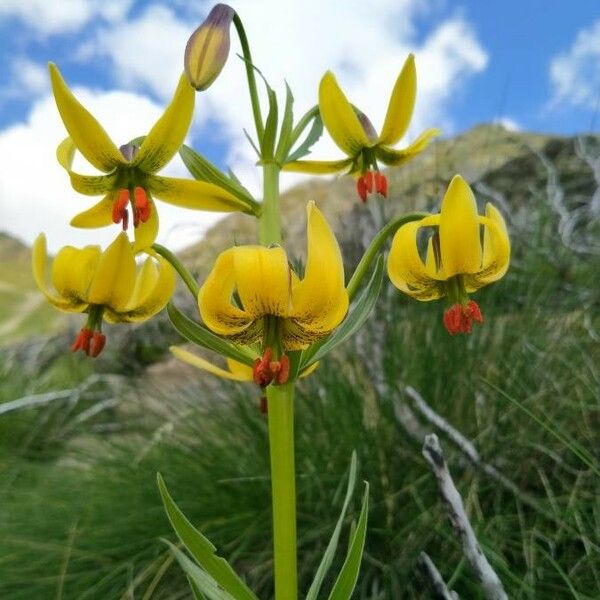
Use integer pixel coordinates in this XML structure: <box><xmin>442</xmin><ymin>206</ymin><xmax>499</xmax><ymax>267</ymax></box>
<box><xmin>494</xmin><ymin>117</ymin><xmax>520</xmax><ymax>132</ymax></box>
<box><xmin>0</xmin><ymin>0</ymin><xmax>133</xmax><ymax>35</ymax></box>
<box><xmin>5</xmin><ymin>58</ymin><xmax>49</xmax><ymax>98</ymax></box>
<box><xmin>77</xmin><ymin>5</ymin><xmax>189</xmax><ymax>98</ymax></box>
<box><xmin>80</xmin><ymin>1</ymin><xmax>487</xmax><ymax>194</ymax></box>
<box><xmin>549</xmin><ymin>19</ymin><xmax>600</xmax><ymax>109</ymax></box>
<box><xmin>0</xmin><ymin>88</ymin><xmax>225</xmax><ymax>252</ymax></box>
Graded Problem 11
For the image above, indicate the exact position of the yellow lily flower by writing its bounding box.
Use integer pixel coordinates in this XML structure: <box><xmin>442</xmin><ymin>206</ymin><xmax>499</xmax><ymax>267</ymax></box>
<box><xmin>387</xmin><ymin>175</ymin><xmax>510</xmax><ymax>334</ymax></box>
<box><xmin>198</xmin><ymin>202</ymin><xmax>348</xmax><ymax>364</ymax></box>
<box><xmin>49</xmin><ymin>63</ymin><xmax>249</xmax><ymax>251</ymax></box>
<box><xmin>284</xmin><ymin>54</ymin><xmax>440</xmax><ymax>202</ymax></box>
<box><xmin>32</xmin><ymin>232</ymin><xmax>175</xmax><ymax>356</ymax></box>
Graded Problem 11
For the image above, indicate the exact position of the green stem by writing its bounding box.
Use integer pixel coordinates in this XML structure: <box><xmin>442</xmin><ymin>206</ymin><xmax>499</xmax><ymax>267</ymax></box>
<box><xmin>233</xmin><ymin>13</ymin><xmax>264</xmax><ymax>141</ymax></box>
<box><xmin>152</xmin><ymin>243</ymin><xmax>199</xmax><ymax>299</ymax></box>
<box><xmin>267</xmin><ymin>382</ymin><xmax>297</xmax><ymax>600</ymax></box>
<box><xmin>259</xmin><ymin>162</ymin><xmax>282</xmax><ymax>245</ymax></box>
<box><xmin>346</xmin><ymin>211</ymin><xmax>429</xmax><ymax>301</ymax></box>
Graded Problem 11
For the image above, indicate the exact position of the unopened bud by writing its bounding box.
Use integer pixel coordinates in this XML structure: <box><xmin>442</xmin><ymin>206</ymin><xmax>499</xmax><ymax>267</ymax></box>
<box><xmin>184</xmin><ymin>4</ymin><xmax>235</xmax><ymax>91</ymax></box>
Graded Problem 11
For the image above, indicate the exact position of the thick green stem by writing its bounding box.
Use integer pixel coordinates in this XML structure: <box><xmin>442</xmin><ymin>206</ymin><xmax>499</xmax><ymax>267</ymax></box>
<box><xmin>259</xmin><ymin>162</ymin><xmax>282</xmax><ymax>245</ymax></box>
<box><xmin>233</xmin><ymin>13</ymin><xmax>264</xmax><ymax>141</ymax></box>
<box><xmin>267</xmin><ymin>382</ymin><xmax>297</xmax><ymax>600</ymax></box>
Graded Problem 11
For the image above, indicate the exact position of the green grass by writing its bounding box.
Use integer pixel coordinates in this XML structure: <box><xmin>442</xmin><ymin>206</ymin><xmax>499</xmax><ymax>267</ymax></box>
<box><xmin>0</xmin><ymin>175</ymin><xmax>599</xmax><ymax>598</ymax></box>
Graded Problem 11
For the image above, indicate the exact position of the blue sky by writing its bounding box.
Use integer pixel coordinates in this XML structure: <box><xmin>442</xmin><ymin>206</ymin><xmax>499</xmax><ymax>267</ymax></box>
<box><xmin>0</xmin><ymin>0</ymin><xmax>598</xmax><ymax>249</ymax></box>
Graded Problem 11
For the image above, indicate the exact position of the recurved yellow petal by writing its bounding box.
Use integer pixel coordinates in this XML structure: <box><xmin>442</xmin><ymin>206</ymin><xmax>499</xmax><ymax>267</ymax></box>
<box><xmin>112</xmin><ymin>255</ymin><xmax>175</xmax><ymax>322</ymax></box>
<box><xmin>387</xmin><ymin>218</ymin><xmax>445</xmax><ymax>301</ymax></box>
<box><xmin>378</xmin><ymin>54</ymin><xmax>416</xmax><ymax>146</ymax></box>
<box><xmin>125</xmin><ymin>257</ymin><xmax>159</xmax><ymax>308</ymax></box>
<box><xmin>133</xmin><ymin>201</ymin><xmax>159</xmax><ymax>252</ymax></box>
<box><xmin>86</xmin><ymin>233</ymin><xmax>136</xmax><ymax>310</ymax></box>
<box><xmin>377</xmin><ymin>128</ymin><xmax>441</xmax><ymax>167</ymax></box>
<box><xmin>134</xmin><ymin>74</ymin><xmax>195</xmax><ymax>173</ymax></box>
<box><xmin>288</xmin><ymin>202</ymin><xmax>348</xmax><ymax>339</ymax></box>
<box><xmin>319</xmin><ymin>71</ymin><xmax>371</xmax><ymax>156</ymax></box>
<box><xmin>56</xmin><ymin>137</ymin><xmax>116</xmax><ymax>195</ymax></box>
<box><xmin>439</xmin><ymin>176</ymin><xmax>482</xmax><ymax>277</ymax></box>
<box><xmin>282</xmin><ymin>157</ymin><xmax>353</xmax><ymax>174</ymax></box>
<box><xmin>470</xmin><ymin>203</ymin><xmax>510</xmax><ymax>286</ymax></box>
<box><xmin>148</xmin><ymin>175</ymin><xmax>247</xmax><ymax>212</ymax></box>
<box><xmin>49</xmin><ymin>63</ymin><xmax>124</xmax><ymax>173</ymax></box>
<box><xmin>170</xmin><ymin>346</ymin><xmax>253</xmax><ymax>381</ymax></box>
<box><xmin>198</xmin><ymin>248</ymin><xmax>254</xmax><ymax>337</ymax></box>
<box><xmin>70</xmin><ymin>193</ymin><xmax>115</xmax><ymax>228</ymax></box>
<box><xmin>32</xmin><ymin>234</ymin><xmax>88</xmax><ymax>311</ymax></box>
<box><xmin>226</xmin><ymin>357</ymin><xmax>255</xmax><ymax>380</ymax></box>
<box><xmin>51</xmin><ymin>244</ymin><xmax>100</xmax><ymax>304</ymax></box>
<box><xmin>233</xmin><ymin>245</ymin><xmax>291</xmax><ymax>318</ymax></box>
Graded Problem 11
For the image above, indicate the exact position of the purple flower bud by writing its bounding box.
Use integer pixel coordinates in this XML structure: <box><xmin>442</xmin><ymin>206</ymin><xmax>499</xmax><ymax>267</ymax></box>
<box><xmin>184</xmin><ymin>4</ymin><xmax>235</xmax><ymax>91</ymax></box>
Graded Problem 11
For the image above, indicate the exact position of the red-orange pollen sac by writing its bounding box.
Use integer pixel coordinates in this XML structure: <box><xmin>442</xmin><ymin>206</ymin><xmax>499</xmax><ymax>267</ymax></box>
<box><xmin>374</xmin><ymin>171</ymin><xmax>388</xmax><ymax>197</ymax></box>
<box><xmin>112</xmin><ymin>187</ymin><xmax>151</xmax><ymax>230</ymax></box>
<box><xmin>71</xmin><ymin>327</ymin><xmax>93</xmax><ymax>355</ymax></box>
<box><xmin>443</xmin><ymin>300</ymin><xmax>484</xmax><ymax>335</ymax></box>
<box><xmin>356</xmin><ymin>170</ymin><xmax>387</xmax><ymax>202</ymax></box>
<box><xmin>71</xmin><ymin>328</ymin><xmax>106</xmax><ymax>357</ymax></box>
<box><xmin>252</xmin><ymin>347</ymin><xmax>290</xmax><ymax>387</ymax></box>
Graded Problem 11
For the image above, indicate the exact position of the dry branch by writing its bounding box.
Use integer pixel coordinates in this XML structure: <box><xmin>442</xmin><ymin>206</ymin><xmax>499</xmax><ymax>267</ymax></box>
<box><xmin>422</xmin><ymin>434</ymin><xmax>508</xmax><ymax>600</ymax></box>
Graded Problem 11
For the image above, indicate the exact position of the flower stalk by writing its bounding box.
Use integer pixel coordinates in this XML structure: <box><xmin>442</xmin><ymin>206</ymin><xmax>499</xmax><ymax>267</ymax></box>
<box><xmin>260</xmin><ymin>145</ymin><xmax>296</xmax><ymax>598</ymax></box>
<box><xmin>260</xmin><ymin>162</ymin><xmax>282</xmax><ymax>245</ymax></box>
<box><xmin>267</xmin><ymin>381</ymin><xmax>297</xmax><ymax>600</ymax></box>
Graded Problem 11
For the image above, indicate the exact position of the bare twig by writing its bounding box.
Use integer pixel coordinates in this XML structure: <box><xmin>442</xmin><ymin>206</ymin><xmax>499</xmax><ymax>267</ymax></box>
<box><xmin>392</xmin><ymin>396</ymin><xmax>430</xmax><ymax>443</ymax></box>
<box><xmin>405</xmin><ymin>386</ymin><xmax>481</xmax><ymax>463</ymax></box>
<box><xmin>402</xmin><ymin>386</ymin><xmax>548</xmax><ymax>513</ymax></box>
<box><xmin>418</xmin><ymin>552</ymin><xmax>459</xmax><ymax>600</ymax></box>
<box><xmin>422</xmin><ymin>434</ymin><xmax>508</xmax><ymax>600</ymax></box>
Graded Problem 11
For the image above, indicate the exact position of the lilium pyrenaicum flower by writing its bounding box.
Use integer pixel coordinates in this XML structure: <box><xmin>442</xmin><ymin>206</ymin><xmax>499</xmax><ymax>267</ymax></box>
<box><xmin>387</xmin><ymin>175</ymin><xmax>510</xmax><ymax>334</ymax></box>
<box><xmin>49</xmin><ymin>63</ymin><xmax>249</xmax><ymax>251</ymax></box>
<box><xmin>284</xmin><ymin>54</ymin><xmax>440</xmax><ymax>202</ymax></box>
<box><xmin>33</xmin><ymin>232</ymin><xmax>175</xmax><ymax>356</ymax></box>
<box><xmin>198</xmin><ymin>201</ymin><xmax>348</xmax><ymax>357</ymax></box>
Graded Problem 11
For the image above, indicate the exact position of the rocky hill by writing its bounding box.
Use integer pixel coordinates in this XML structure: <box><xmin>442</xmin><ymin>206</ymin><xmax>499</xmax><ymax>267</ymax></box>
<box><xmin>0</xmin><ymin>233</ymin><xmax>65</xmax><ymax>345</ymax></box>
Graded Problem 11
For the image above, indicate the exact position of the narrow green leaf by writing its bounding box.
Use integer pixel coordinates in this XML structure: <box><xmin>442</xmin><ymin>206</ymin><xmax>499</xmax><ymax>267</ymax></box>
<box><xmin>158</xmin><ymin>476</ymin><xmax>259</xmax><ymax>600</ymax></box>
<box><xmin>275</xmin><ymin>82</ymin><xmax>294</xmax><ymax>162</ymax></box>
<box><xmin>261</xmin><ymin>86</ymin><xmax>279</xmax><ymax>160</ymax></box>
<box><xmin>285</xmin><ymin>113</ymin><xmax>323</xmax><ymax>163</ymax></box>
<box><xmin>327</xmin><ymin>483</ymin><xmax>369</xmax><ymax>600</ymax></box>
<box><xmin>227</xmin><ymin>169</ymin><xmax>251</xmax><ymax>194</ymax></box>
<box><xmin>179</xmin><ymin>145</ymin><xmax>258</xmax><ymax>211</ymax></box>
<box><xmin>167</xmin><ymin>303</ymin><xmax>256</xmax><ymax>366</ymax></box>
<box><xmin>243</xmin><ymin>129</ymin><xmax>261</xmax><ymax>157</ymax></box>
<box><xmin>188</xmin><ymin>577</ymin><xmax>208</xmax><ymax>600</ymax></box>
<box><xmin>306</xmin><ymin>452</ymin><xmax>358</xmax><ymax>600</ymax></box>
<box><xmin>300</xmin><ymin>257</ymin><xmax>384</xmax><ymax>370</ymax></box>
<box><xmin>164</xmin><ymin>541</ymin><xmax>236</xmax><ymax>600</ymax></box>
